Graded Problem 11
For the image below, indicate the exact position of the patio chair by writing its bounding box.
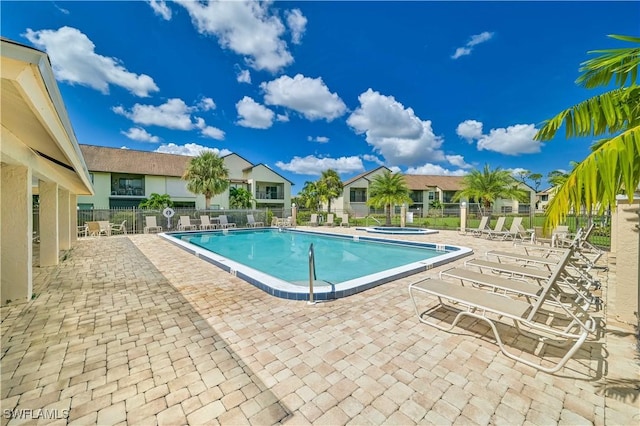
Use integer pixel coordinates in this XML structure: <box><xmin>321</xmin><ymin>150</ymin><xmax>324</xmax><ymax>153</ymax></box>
<box><xmin>459</xmin><ymin>216</ymin><xmax>489</xmax><ymax>236</ymax></box>
<box><xmin>340</xmin><ymin>213</ymin><xmax>350</xmax><ymax>227</ymax></box>
<box><xmin>487</xmin><ymin>217</ymin><xmax>523</xmax><ymax>240</ymax></box>
<box><xmin>110</xmin><ymin>220</ymin><xmax>127</xmax><ymax>235</ymax></box>
<box><xmin>307</xmin><ymin>214</ymin><xmax>319</xmax><ymax>226</ymax></box>
<box><xmin>247</xmin><ymin>214</ymin><xmax>264</xmax><ymax>228</ymax></box>
<box><xmin>409</xmin><ymin>247</ymin><xmax>596</xmax><ymax>373</ymax></box>
<box><xmin>144</xmin><ymin>216</ymin><xmax>162</xmax><ymax>234</ymax></box>
<box><xmin>324</xmin><ymin>213</ymin><xmax>335</xmax><ymax>227</ymax></box>
<box><xmin>178</xmin><ymin>216</ymin><xmax>198</xmax><ymax>231</ymax></box>
<box><xmin>199</xmin><ymin>215</ymin><xmax>217</xmax><ymax>230</ymax></box>
<box><xmin>218</xmin><ymin>215</ymin><xmax>236</xmax><ymax>229</ymax></box>
<box><xmin>87</xmin><ymin>221</ymin><xmax>108</xmax><ymax>236</ymax></box>
<box><xmin>482</xmin><ymin>216</ymin><xmax>506</xmax><ymax>239</ymax></box>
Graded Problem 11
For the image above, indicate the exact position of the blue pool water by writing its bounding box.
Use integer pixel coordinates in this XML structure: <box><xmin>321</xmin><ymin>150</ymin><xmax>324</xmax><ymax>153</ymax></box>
<box><xmin>162</xmin><ymin>228</ymin><xmax>472</xmax><ymax>300</ymax></box>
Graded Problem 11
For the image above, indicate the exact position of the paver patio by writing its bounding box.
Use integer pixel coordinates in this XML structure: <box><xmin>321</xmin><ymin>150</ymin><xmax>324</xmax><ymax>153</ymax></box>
<box><xmin>1</xmin><ymin>228</ymin><xmax>638</xmax><ymax>425</ymax></box>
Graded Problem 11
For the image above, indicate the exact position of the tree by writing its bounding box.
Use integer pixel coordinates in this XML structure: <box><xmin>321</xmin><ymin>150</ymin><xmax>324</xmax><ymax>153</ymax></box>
<box><xmin>182</xmin><ymin>151</ymin><xmax>229</xmax><ymax>209</ymax></box>
<box><xmin>297</xmin><ymin>181</ymin><xmax>321</xmax><ymax>210</ymax></box>
<box><xmin>229</xmin><ymin>187</ymin><xmax>253</xmax><ymax>209</ymax></box>
<box><xmin>515</xmin><ymin>169</ymin><xmax>543</xmax><ymax>191</ymax></box>
<box><xmin>534</xmin><ymin>34</ymin><xmax>640</xmax><ymax>230</ymax></box>
<box><xmin>367</xmin><ymin>170</ymin><xmax>412</xmax><ymax>226</ymax></box>
<box><xmin>317</xmin><ymin>169</ymin><xmax>343</xmax><ymax>213</ymax></box>
<box><xmin>139</xmin><ymin>193</ymin><xmax>173</xmax><ymax>210</ymax></box>
<box><xmin>453</xmin><ymin>164</ymin><xmax>529</xmax><ymax>216</ymax></box>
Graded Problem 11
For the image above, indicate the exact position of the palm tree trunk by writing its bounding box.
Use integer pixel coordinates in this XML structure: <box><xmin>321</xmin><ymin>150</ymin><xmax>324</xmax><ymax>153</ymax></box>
<box><xmin>205</xmin><ymin>196</ymin><xmax>210</xmax><ymax>209</ymax></box>
<box><xmin>386</xmin><ymin>204</ymin><xmax>392</xmax><ymax>226</ymax></box>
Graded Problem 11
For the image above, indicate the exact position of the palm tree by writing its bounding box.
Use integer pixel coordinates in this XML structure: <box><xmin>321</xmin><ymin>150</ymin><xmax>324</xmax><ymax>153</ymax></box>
<box><xmin>182</xmin><ymin>151</ymin><xmax>229</xmax><ymax>209</ymax></box>
<box><xmin>317</xmin><ymin>169</ymin><xmax>343</xmax><ymax>213</ymax></box>
<box><xmin>453</xmin><ymin>164</ymin><xmax>529</xmax><ymax>216</ymax></box>
<box><xmin>534</xmin><ymin>34</ymin><xmax>640</xmax><ymax>230</ymax></box>
<box><xmin>229</xmin><ymin>187</ymin><xmax>253</xmax><ymax>209</ymax></box>
<box><xmin>297</xmin><ymin>181</ymin><xmax>321</xmax><ymax>210</ymax></box>
<box><xmin>367</xmin><ymin>170</ymin><xmax>412</xmax><ymax>226</ymax></box>
<box><xmin>139</xmin><ymin>193</ymin><xmax>173</xmax><ymax>210</ymax></box>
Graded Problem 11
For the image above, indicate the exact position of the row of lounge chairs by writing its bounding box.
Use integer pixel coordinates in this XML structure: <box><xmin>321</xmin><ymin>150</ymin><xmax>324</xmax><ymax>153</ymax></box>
<box><xmin>460</xmin><ymin>216</ymin><xmax>534</xmax><ymax>241</ymax></box>
<box><xmin>307</xmin><ymin>213</ymin><xmax>350</xmax><ymax>227</ymax></box>
<box><xmin>143</xmin><ymin>214</ymin><xmax>264</xmax><ymax>233</ymax></box>
<box><xmin>409</xmin><ymin>225</ymin><xmax>603</xmax><ymax>373</ymax></box>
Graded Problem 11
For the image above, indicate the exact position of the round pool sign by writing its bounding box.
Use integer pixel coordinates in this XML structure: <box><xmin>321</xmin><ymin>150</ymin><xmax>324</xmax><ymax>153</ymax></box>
<box><xmin>162</xmin><ymin>207</ymin><xmax>175</xmax><ymax>218</ymax></box>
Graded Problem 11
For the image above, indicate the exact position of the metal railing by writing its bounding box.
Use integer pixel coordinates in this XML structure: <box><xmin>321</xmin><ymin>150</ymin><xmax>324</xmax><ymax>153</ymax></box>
<box><xmin>308</xmin><ymin>243</ymin><xmax>317</xmax><ymax>304</ymax></box>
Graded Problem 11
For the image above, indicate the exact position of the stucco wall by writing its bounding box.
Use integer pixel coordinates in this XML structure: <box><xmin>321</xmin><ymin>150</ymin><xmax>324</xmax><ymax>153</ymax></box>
<box><xmin>610</xmin><ymin>198</ymin><xmax>639</xmax><ymax>325</ymax></box>
<box><xmin>77</xmin><ymin>172</ymin><xmax>111</xmax><ymax>208</ymax></box>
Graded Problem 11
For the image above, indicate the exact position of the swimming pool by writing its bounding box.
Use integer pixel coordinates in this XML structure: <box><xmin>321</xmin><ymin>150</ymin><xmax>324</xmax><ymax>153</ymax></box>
<box><xmin>161</xmin><ymin>228</ymin><xmax>472</xmax><ymax>300</ymax></box>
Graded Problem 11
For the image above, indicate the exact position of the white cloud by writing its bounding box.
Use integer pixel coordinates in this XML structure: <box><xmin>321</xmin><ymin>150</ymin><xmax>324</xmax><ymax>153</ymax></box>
<box><xmin>507</xmin><ymin>167</ymin><xmax>529</xmax><ymax>178</ymax></box>
<box><xmin>177</xmin><ymin>0</ymin><xmax>295</xmax><ymax>72</ymax></box>
<box><xmin>194</xmin><ymin>117</ymin><xmax>225</xmax><ymax>140</ymax></box>
<box><xmin>236</xmin><ymin>69</ymin><xmax>251</xmax><ymax>84</ymax></box>
<box><xmin>235</xmin><ymin>96</ymin><xmax>275</xmax><ymax>129</ymax></box>
<box><xmin>362</xmin><ymin>154</ymin><xmax>385</xmax><ymax>166</ymax></box>
<box><xmin>198</xmin><ymin>97</ymin><xmax>216</xmax><ymax>111</ymax></box>
<box><xmin>53</xmin><ymin>3</ymin><xmax>69</xmax><ymax>14</ymax></box>
<box><xmin>147</xmin><ymin>0</ymin><xmax>172</xmax><ymax>20</ymax></box>
<box><xmin>276</xmin><ymin>155</ymin><xmax>364</xmax><ymax>175</ymax></box>
<box><xmin>261</xmin><ymin>74</ymin><xmax>347</xmax><ymax>121</ymax></box>
<box><xmin>477</xmin><ymin>124</ymin><xmax>542</xmax><ymax>155</ymax></box>
<box><xmin>155</xmin><ymin>143</ymin><xmax>231</xmax><ymax>157</ymax></box>
<box><xmin>113</xmin><ymin>98</ymin><xmax>194</xmax><ymax>130</ymax></box>
<box><xmin>451</xmin><ymin>31</ymin><xmax>494</xmax><ymax>59</ymax></box>
<box><xmin>347</xmin><ymin>89</ymin><xmax>444</xmax><ymax>167</ymax></box>
<box><xmin>456</xmin><ymin>119</ymin><xmax>483</xmax><ymax>142</ymax></box>
<box><xmin>285</xmin><ymin>9</ymin><xmax>307</xmax><ymax>45</ymax></box>
<box><xmin>405</xmin><ymin>164</ymin><xmax>468</xmax><ymax>176</ymax></box>
<box><xmin>445</xmin><ymin>154</ymin><xmax>472</xmax><ymax>169</ymax></box>
<box><xmin>307</xmin><ymin>136</ymin><xmax>329</xmax><ymax>143</ymax></box>
<box><xmin>121</xmin><ymin>127</ymin><xmax>160</xmax><ymax>143</ymax></box>
<box><xmin>276</xmin><ymin>113</ymin><xmax>289</xmax><ymax>122</ymax></box>
<box><xmin>24</xmin><ymin>26</ymin><xmax>159</xmax><ymax>97</ymax></box>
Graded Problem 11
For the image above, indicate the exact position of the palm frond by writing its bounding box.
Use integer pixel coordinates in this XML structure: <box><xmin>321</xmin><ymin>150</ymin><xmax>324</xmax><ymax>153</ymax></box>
<box><xmin>576</xmin><ymin>35</ymin><xmax>640</xmax><ymax>89</ymax></box>
<box><xmin>535</xmin><ymin>87</ymin><xmax>639</xmax><ymax>141</ymax></box>
<box><xmin>544</xmin><ymin>126</ymin><xmax>640</xmax><ymax>230</ymax></box>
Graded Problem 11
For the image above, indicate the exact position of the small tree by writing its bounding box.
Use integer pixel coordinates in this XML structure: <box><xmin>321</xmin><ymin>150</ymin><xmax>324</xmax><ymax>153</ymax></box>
<box><xmin>139</xmin><ymin>193</ymin><xmax>173</xmax><ymax>210</ymax></box>
<box><xmin>367</xmin><ymin>171</ymin><xmax>412</xmax><ymax>226</ymax></box>
<box><xmin>229</xmin><ymin>187</ymin><xmax>253</xmax><ymax>209</ymax></box>
<box><xmin>317</xmin><ymin>169</ymin><xmax>343</xmax><ymax>213</ymax></box>
<box><xmin>182</xmin><ymin>151</ymin><xmax>229</xmax><ymax>209</ymax></box>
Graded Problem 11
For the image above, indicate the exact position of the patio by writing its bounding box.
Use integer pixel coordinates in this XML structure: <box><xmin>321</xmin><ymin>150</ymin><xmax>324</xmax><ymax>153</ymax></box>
<box><xmin>1</xmin><ymin>229</ymin><xmax>637</xmax><ymax>425</ymax></box>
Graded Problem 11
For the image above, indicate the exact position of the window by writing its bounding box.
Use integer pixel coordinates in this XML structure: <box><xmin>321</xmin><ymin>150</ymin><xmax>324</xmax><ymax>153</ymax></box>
<box><xmin>265</xmin><ymin>186</ymin><xmax>278</xmax><ymax>199</ymax></box>
<box><xmin>409</xmin><ymin>191</ymin><xmax>423</xmax><ymax>203</ymax></box>
<box><xmin>350</xmin><ymin>188</ymin><xmax>367</xmax><ymax>202</ymax></box>
<box><xmin>112</xmin><ymin>174</ymin><xmax>144</xmax><ymax>195</ymax></box>
<box><xmin>428</xmin><ymin>191</ymin><xmax>435</xmax><ymax>201</ymax></box>
<box><xmin>541</xmin><ymin>194</ymin><xmax>549</xmax><ymax>201</ymax></box>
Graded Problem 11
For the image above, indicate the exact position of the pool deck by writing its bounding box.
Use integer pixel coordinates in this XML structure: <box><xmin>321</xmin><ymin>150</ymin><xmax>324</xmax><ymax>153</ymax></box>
<box><xmin>1</xmin><ymin>227</ymin><xmax>638</xmax><ymax>425</ymax></box>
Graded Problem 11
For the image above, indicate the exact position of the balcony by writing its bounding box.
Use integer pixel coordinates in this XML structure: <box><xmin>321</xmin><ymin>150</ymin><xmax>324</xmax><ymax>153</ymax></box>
<box><xmin>256</xmin><ymin>191</ymin><xmax>284</xmax><ymax>200</ymax></box>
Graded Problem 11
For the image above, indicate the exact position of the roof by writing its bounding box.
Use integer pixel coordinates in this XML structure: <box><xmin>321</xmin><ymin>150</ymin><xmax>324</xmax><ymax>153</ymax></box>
<box><xmin>343</xmin><ymin>166</ymin><xmax>390</xmax><ymax>186</ymax></box>
<box><xmin>403</xmin><ymin>175</ymin><xmax>465</xmax><ymax>191</ymax></box>
<box><xmin>80</xmin><ymin>144</ymin><xmax>191</xmax><ymax>177</ymax></box>
<box><xmin>244</xmin><ymin>163</ymin><xmax>294</xmax><ymax>184</ymax></box>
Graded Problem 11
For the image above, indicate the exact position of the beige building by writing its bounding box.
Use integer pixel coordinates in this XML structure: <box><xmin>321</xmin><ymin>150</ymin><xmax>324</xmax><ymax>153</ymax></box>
<box><xmin>77</xmin><ymin>145</ymin><xmax>292</xmax><ymax>210</ymax></box>
<box><xmin>334</xmin><ymin>167</ymin><xmax>535</xmax><ymax>217</ymax></box>
<box><xmin>1</xmin><ymin>38</ymin><xmax>94</xmax><ymax>305</ymax></box>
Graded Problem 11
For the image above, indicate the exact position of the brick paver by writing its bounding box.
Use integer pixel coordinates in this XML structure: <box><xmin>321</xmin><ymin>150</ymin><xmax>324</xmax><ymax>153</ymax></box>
<box><xmin>0</xmin><ymin>229</ymin><xmax>638</xmax><ymax>425</ymax></box>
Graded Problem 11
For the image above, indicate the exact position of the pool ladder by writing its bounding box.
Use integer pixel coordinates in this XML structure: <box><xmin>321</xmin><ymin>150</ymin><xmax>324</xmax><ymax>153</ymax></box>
<box><xmin>308</xmin><ymin>243</ymin><xmax>317</xmax><ymax>304</ymax></box>
<box><xmin>365</xmin><ymin>215</ymin><xmax>382</xmax><ymax>226</ymax></box>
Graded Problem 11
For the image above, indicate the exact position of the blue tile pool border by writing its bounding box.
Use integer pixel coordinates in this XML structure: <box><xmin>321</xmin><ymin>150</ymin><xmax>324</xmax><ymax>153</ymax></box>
<box><xmin>160</xmin><ymin>227</ymin><xmax>473</xmax><ymax>301</ymax></box>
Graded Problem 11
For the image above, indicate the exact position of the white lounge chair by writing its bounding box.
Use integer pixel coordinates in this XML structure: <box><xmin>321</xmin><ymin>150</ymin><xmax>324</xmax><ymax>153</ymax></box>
<box><xmin>340</xmin><ymin>213</ymin><xmax>350</xmax><ymax>227</ymax></box>
<box><xmin>199</xmin><ymin>215</ymin><xmax>217</xmax><ymax>230</ymax></box>
<box><xmin>218</xmin><ymin>215</ymin><xmax>236</xmax><ymax>229</ymax></box>
<box><xmin>247</xmin><ymin>214</ymin><xmax>264</xmax><ymax>228</ymax></box>
<box><xmin>307</xmin><ymin>214</ymin><xmax>318</xmax><ymax>226</ymax></box>
<box><xmin>324</xmin><ymin>213</ymin><xmax>334</xmax><ymax>226</ymax></box>
<box><xmin>482</xmin><ymin>216</ymin><xmax>506</xmax><ymax>239</ymax></box>
<box><xmin>409</xmin><ymin>247</ymin><xmax>596</xmax><ymax>373</ymax></box>
<box><xmin>459</xmin><ymin>216</ymin><xmax>489</xmax><ymax>236</ymax></box>
<box><xmin>178</xmin><ymin>216</ymin><xmax>198</xmax><ymax>231</ymax></box>
<box><xmin>110</xmin><ymin>220</ymin><xmax>127</xmax><ymax>235</ymax></box>
<box><xmin>144</xmin><ymin>216</ymin><xmax>162</xmax><ymax>234</ymax></box>
<box><xmin>487</xmin><ymin>217</ymin><xmax>523</xmax><ymax>240</ymax></box>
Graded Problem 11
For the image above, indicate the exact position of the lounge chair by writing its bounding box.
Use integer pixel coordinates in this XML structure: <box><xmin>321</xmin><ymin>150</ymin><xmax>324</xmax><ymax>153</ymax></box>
<box><xmin>87</xmin><ymin>221</ymin><xmax>109</xmax><ymax>236</ymax></box>
<box><xmin>144</xmin><ymin>216</ymin><xmax>162</xmax><ymax>234</ymax></box>
<box><xmin>178</xmin><ymin>216</ymin><xmax>198</xmax><ymax>231</ymax></box>
<box><xmin>487</xmin><ymin>217</ymin><xmax>523</xmax><ymax>240</ymax></box>
<box><xmin>110</xmin><ymin>220</ymin><xmax>127</xmax><ymax>235</ymax></box>
<box><xmin>409</xmin><ymin>247</ymin><xmax>596</xmax><ymax>373</ymax></box>
<box><xmin>246</xmin><ymin>214</ymin><xmax>264</xmax><ymax>228</ymax></box>
<box><xmin>324</xmin><ymin>213</ymin><xmax>334</xmax><ymax>226</ymax></box>
<box><xmin>199</xmin><ymin>215</ymin><xmax>217</xmax><ymax>230</ymax></box>
<box><xmin>218</xmin><ymin>215</ymin><xmax>236</xmax><ymax>229</ymax></box>
<box><xmin>307</xmin><ymin>214</ymin><xmax>319</xmax><ymax>226</ymax></box>
<box><xmin>482</xmin><ymin>216</ymin><xmax>506</xmax><ymax>239</ymax></box>
<box><xmin>459</xmin><ymin>216</ymin><xmax>489</xmax><ymax>236</ymax></box>
<box><xmin>340</xmin><ymin>213</ymin><xmax>350</xmax><ymax>227</ymax></box>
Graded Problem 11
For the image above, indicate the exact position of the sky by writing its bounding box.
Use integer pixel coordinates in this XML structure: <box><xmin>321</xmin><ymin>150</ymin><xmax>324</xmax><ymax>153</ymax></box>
<box><xmin>2</xmin><ymin>1</ymin><xmax>638</xmax><ymax>194</ymax></box>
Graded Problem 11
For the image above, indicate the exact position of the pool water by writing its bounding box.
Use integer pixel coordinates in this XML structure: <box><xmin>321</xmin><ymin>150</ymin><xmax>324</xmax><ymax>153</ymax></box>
<box><xmin>187</xmin><ymin>229</ymin><xmax>441</xmax><ymax>283</ymax></box>
<box><xmin>163</xmin><ymin>228</ymin><xmax>472</xmax><ymax>300</ymax></box>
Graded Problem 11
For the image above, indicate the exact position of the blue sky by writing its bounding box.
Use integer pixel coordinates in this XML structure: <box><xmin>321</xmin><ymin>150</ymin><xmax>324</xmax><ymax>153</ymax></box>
<box><xmin>2</xmin><ymin>1</ymin><xmax>638</xmax><ymax>193</ymax></box>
